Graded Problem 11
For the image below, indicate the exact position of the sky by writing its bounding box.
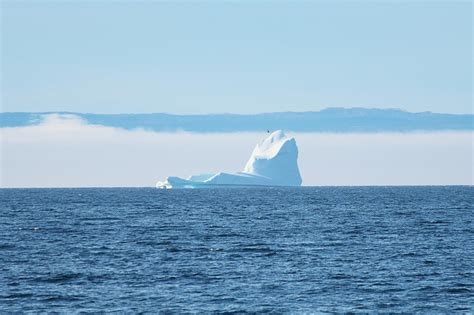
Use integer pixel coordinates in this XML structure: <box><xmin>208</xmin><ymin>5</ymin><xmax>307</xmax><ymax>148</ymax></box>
<box><xmin>1</xmin><ymin>2</ymin><xmax>472</xmax><ymax>187</ymax></box>
<box><xmin>1</xmin><ymin>1</ymin><xmax>472</xmax><ymax>114</ymax></box>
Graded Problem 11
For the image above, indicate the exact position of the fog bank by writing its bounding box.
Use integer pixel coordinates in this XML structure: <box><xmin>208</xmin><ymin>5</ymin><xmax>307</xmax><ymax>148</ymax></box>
<box><xmin>1</xmin><ymin>115</ymin><xmax>472</xmax><ymax>187</ymax></box>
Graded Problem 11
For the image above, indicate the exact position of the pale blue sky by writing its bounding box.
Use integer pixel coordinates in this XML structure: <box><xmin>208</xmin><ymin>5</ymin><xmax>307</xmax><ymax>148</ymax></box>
<box><xmin>1</xmin><ymin>1</ymin><xmax>472</xmax><ymax>114</ymax></box>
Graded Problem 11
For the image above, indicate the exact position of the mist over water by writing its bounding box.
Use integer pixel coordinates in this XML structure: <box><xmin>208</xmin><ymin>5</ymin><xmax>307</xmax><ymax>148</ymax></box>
<box><xmin>1</xmin><ymin>115</ymin><xmax>472</xmax><ymax>187</ymax></box>
<box><xmin>1</xmin><ymin>187</ymin><xmax>473</xmax><ymax>312</ymax></box>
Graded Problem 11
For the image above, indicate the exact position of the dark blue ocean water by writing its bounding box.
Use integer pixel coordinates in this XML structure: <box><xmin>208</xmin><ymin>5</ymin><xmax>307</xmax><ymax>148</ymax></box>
<box><xmin>1</xmin><ymin>186</ymin><xmax>473</xmax><ymax>312</ymax></box>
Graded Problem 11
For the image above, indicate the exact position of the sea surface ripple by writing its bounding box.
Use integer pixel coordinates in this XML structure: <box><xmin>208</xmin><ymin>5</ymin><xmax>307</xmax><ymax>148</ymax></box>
<box><xmin>1</xmin><ymin>186</ymin><xmax>473</xmax><ymax>312</ymax></box>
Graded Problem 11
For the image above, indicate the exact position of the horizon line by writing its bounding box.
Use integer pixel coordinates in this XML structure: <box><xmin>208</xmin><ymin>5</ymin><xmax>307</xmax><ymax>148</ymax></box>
<box><xmin>1</xmin><ymin>184</ymin><xmax>472</xmax><ymax>189</ymax></box>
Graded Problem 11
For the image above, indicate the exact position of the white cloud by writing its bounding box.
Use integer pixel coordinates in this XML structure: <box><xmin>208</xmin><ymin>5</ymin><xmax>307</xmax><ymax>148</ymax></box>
<box><xmin>1</xmin><ymin>115</ymin><xmax>472</xmax><ymax>187</ymax></box>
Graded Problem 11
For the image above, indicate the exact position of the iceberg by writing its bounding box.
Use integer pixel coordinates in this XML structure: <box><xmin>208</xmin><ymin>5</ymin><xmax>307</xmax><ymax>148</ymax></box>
<box><xmin>156</xmin><ymin>130</ymin><xmax>302</xmax><ymax>188</ymax></box>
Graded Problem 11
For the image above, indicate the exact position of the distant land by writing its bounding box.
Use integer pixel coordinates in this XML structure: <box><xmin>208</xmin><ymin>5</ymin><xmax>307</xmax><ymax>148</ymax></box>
<box><xmin>1</xmin><ymin>108</ymin><xmax>472</xmax><ymax>133</ymax></box>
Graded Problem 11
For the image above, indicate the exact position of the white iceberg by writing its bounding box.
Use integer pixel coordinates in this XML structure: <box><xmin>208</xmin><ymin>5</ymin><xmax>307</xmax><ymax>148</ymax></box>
<box><xmin>156</xmin><ymin>130</ymin><xmax>302</xmax><ymax>188</ymax></box>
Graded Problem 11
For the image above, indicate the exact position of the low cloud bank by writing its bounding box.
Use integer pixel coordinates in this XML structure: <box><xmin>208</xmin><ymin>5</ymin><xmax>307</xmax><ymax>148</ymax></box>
<box><xmin>1</xmin><ymin>115</ymin><xmax>472</xmax><ymax>187</ymax></box>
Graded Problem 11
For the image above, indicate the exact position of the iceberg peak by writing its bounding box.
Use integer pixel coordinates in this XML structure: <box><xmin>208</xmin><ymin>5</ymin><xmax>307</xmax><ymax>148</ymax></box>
<box><xmin>157</xmin><ymin>130</ymin><xmax>302</xmax><ymax>188</ymax></box>
<box><xmin>246</xmin><ymin>130</ymin><xmax>287</xmax><ymax>161</ymax></box>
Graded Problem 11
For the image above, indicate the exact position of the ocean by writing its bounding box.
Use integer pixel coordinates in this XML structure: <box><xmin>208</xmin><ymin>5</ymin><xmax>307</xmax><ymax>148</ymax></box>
<box><xmin>1</xmin><ymin>186</ymin><xmax>473</xmax><ymax>312</ymax></box>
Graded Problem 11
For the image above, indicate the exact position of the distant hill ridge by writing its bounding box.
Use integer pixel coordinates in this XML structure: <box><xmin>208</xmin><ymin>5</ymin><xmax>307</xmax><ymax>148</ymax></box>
<box><xmin>1</xmin><ymin>108</ymin><xmax>472</xmax><ymax>132</ymax></box>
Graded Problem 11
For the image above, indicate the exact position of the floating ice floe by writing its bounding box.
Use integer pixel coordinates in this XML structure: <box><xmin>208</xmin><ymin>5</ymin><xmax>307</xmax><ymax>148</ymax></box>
<box><xmin>156</xmin><ymin>130</ymin><xmax>302</xmax><ymax>188</ymax></box>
